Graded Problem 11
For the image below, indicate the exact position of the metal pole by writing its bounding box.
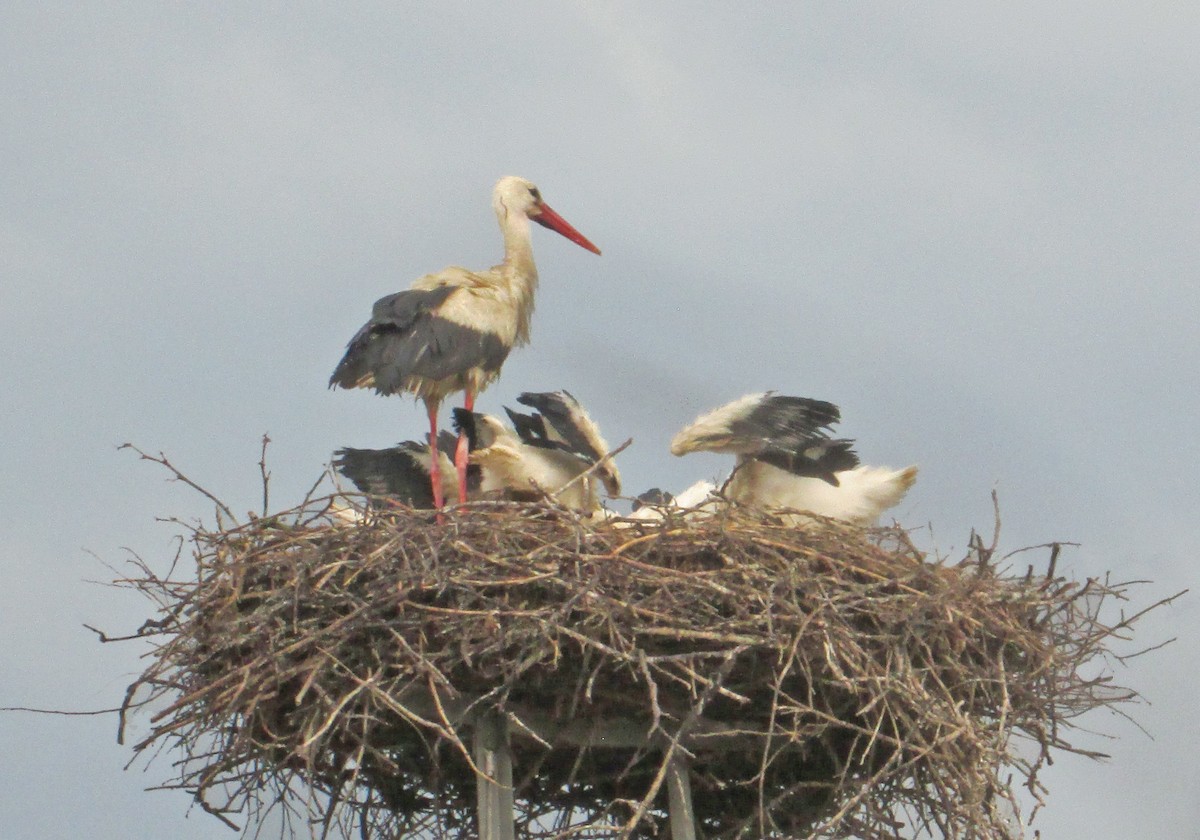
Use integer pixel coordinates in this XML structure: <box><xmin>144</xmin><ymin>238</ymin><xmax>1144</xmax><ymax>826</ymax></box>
<box><xmin>666</xmin><ymin>755</ymin><xmax>697</xmax><ymax>840</ymax></box>
<box><xmin>473</xmin><ymin>712</ymin><xmax>515</xmax><ymax>840</ymax></box>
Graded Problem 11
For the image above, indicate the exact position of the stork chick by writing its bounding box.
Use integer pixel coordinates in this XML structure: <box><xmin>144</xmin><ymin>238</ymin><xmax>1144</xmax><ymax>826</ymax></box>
<box><xmin>453</xmin><ymin>391</ymin><xmax>621</xmax><ymax>515</ymax></box>
<box><xmin>333</xmin><ymin>432</ymin><xmax>479</xmax><ymax>510</ymax></box>
<box><xmin>670</xmin><ymin>392</ymin><xmax>916</xmax><ymax>525</ymax></box>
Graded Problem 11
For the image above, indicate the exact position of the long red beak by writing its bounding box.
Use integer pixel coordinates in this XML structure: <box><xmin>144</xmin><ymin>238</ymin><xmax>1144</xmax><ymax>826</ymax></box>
<box><xmin>532</xmin><ymin>203</ymin><xmax>601</xmax><ymax>255</ymax></box>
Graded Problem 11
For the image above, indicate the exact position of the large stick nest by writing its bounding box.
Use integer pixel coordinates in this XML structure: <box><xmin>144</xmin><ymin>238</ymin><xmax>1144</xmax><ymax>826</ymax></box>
<box><xmin>116</xmin><ymin>494</ymin><xmax>1157</xmax><ymax>839</ymax></box>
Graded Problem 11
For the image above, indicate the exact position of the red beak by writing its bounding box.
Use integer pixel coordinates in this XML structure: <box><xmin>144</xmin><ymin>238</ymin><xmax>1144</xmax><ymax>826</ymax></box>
<box><xmin>531</xmin><ymin>203</ymin><xmax>601</xmax><ymax>255</ymax></box>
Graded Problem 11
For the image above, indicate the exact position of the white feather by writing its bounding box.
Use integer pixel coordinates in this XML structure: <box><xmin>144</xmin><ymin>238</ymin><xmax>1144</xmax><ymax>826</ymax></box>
<box><xmin>468</xmin><ymin>413</ymin><xmax>607</xmax><ymax>513</ymax></box>
<box><xmin>624</xmin><ymin>479</ymin><xmax>719</xmax><ymax>522</ymax></box>
<box><xmin>729</xmin><ymin>463</ymin><xmax>918</xmax><ymax>525</ymax></box>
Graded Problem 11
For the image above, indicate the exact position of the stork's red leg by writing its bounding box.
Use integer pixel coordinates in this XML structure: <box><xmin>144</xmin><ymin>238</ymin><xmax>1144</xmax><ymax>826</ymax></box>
<box><xmin>425</xmin><ymin>400</ymin><xmax>446</xmax><ymax>511</ymax></box>
<box><xmin>454</xmin><ymin>390</ymin><xmax>474</xmax><ymax>504</ymax></box>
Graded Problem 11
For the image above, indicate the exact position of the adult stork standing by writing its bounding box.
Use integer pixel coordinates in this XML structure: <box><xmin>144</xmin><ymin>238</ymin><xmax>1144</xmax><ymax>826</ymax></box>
<box><xmin>668</xmin><ymin>392</ymin><xmax>918</xmax><ymax>525</ymax></box>
<box><xmin>329</xmin><ymin>177</ymin><xmax>600</xmax><ymax>510</ymax></box>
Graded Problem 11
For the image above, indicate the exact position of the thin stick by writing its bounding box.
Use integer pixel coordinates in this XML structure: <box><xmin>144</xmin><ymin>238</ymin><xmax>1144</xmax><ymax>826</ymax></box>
<box><xmin>550</xmin><ymin>437</ymin><xmax>633</xmax><ymax>498</ymax></box>
<box><xmin>258</xmin><ymin>433</ymin><xmax>272</xmax><ymax>516</ymax></box>
<box><xmin>118</xmin><ymin>443</ymin><xmax>235</xmax><ymax>522</ymax></box>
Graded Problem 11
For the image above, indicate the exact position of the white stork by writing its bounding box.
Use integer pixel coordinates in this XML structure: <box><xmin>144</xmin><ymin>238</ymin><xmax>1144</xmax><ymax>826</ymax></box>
<box><xmin>452</xmin><ymin>390</ymin><xmax>621</xmax><ymax>515</ymax></box>
<box><xmin>329</xmin><ymin>177</ymin><xmax>600</xmax><ymax>511</ymax></box>
<box><xmin>627</xmin><ymin>480</ymin><xmax>718</xmax><ymax>521</ymax></box>
<box><xmin>332</xmin><ymin>432</ymin><xmax>475</xmax><ymax>511</ymax></box>
<box><xmin>668</xmin><ymin>392</ymin><xmax>918</xmax><ymax>525</ymax></box>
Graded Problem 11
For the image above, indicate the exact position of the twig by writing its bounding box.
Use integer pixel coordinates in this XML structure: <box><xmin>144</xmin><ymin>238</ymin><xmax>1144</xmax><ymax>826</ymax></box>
<box><xmin>259</xmin><ymin>433</ymin><xmax>272</xmax><ymax>517</ymax></box>
<box><xmin>118</xmin><ymin>443</ymin><xmax>235</xmax><ymax>523</ymax></box>
<box><xmin>551</xmin><ymin>437</ymin><xmax>633</xmax><ymax>499</ymax></box>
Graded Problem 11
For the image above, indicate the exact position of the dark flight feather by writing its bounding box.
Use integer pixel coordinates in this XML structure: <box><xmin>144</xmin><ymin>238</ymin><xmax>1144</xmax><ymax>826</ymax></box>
<box><xmin>334</xmin><ymin>434</ymin><xmax>477</xmax><ymax>508</ymax></box>
<box><xmin>728</xmin><ymin>395</ymin><xmax>842</xmax><ymax>448</ymax></box>
<box><xmin>512</xmin><ymin>391</ymin><xmax>606</xmax><ymax>462</ymax></box>
<box><xmin>329</xmin><ymin>286</ymin><xmax>510</xmax><ymax>394</ymax></box>
<box><xmin>755</xmin><ymin>438</ymin><xmax>860</xmax><ymax>486</ymax></box>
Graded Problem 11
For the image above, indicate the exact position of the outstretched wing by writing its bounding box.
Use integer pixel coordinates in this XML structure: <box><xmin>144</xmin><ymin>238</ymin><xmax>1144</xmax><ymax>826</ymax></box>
<box><xmin>333</xmin><ymin>443</ymin><xmax>439</xmax><ymax>508</ymax></box>
<box><xmin>510</xmin><ymin>391</ymin><xmax>621</xmax><ymax>496</ymax></box>
<box><xmin>733</xmin><ymin>394</ymin><xmax>841</xmax><ymax>446</ymax></box>
<box><xmin>512</xmin><ymin>392</ymin><xmax>602</xmax><ymax>458</ymax></box>
<box><xmin>671</xmin><ymin>392</ymin><xmax>858</xmax><ymax>486</ymax></box>
<box><xmin>334</xmin><ymin>438</ymin><xmax>478</xmax><ymax>508</ymax></box>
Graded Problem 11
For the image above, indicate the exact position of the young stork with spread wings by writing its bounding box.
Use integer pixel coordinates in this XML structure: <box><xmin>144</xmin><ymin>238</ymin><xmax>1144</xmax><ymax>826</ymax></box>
<box><xmin>662</xmin><ymin>392</ymin><xmax>917</xmax><ymax>525</ymax></box>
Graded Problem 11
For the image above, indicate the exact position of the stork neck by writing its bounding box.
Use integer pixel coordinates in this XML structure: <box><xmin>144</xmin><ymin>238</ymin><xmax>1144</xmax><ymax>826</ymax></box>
<box><xmin>499</xmin><ymin>213</ymin><xmax>538</xmax><ymax>284</ymax></box>
<box><xmin>496</xmin><ymin>212</ymin><xmax>539</xmax><ymax>346</ymax></box>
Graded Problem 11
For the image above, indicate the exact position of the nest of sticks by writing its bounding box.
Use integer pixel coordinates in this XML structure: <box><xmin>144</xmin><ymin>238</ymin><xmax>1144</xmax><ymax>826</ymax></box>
<box><xmin>114</xmin><ymin>487</ymin><xmax>1161</xmax><ymax>840</ymax></box>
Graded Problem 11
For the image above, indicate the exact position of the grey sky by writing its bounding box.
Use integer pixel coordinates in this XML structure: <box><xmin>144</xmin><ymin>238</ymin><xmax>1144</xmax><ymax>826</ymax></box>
<box><xmin>2</xmin><ymin>3</ymin><xmax>1197</xmax><ymax>837</ymax></box>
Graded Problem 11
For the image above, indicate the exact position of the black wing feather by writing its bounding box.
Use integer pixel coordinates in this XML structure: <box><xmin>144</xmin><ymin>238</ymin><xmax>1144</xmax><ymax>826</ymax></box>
<box><xmin>504</xmin><ymin>406</ymin><xmax>552</xmax><ymax>447</ymax></box>
<box><xmin>632</xmin><ymin>487</ymin><xmax>675</xmax><ymax>511</ymax></box>
<box><xmin>334</xmin><ymin>438</ymin><xmax>479</xmax><ymax>507</ymax></box>
<box><xmin>756</xmin><ymin>438</ymin><xmax>860</xmax><ymax>486</ymax></box>
<box><xmin>731</xmin><ymin>395</ymin><xmax>842</xmax><ymax>447</ymax></box>
<box><xmin>434</xmin><ymin>430</ymin><xmax>460</xmax><ymax>459</ymax></box>
<box><xmin>451</xmin><ymin>408</ymin><xmax>479</xmax><ymax>450</ymax></box>
<box><xmin>452</xmin><ymin>408</ymin><xmax>506</xmax><ymax>454</ymax></box>
<box><xmin>330</xmin><ymin>286</ymin><xmax>510</xmax><ymax>393</ymax></box>
<box><xmin>735</xmin><ymin>395</ymin><xmax>858</xmax><ymax>485</ymax></box>
<box><xmin>333</xmin><ymin>444</ymin><xmax>437</xmax><ymax>508</ymax></box>
<box><xmin>514</xmin><ymin>391</ymin><xmax>605</xmax><ymax>462</ymax></box>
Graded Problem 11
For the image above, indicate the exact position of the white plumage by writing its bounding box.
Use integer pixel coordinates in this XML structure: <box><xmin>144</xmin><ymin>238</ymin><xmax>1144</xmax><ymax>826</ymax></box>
<box><xmin>329</xmin><ymin>177</ymin><xmax>600</xmax><ymax>509</ymax></box>
<box><xmin>665</xmin><ymin>392</ymin><xmax>917</xmax><ymax>525</ymax></box>
<box><xmin>454</xmin><ymin>391</ymin><xmax>621</xmax><ymax>515</ymax></box>
<box><xmin>725</xmin><ymin>461</ymin><xmax>918</xmax><ymax>525</ymax></box>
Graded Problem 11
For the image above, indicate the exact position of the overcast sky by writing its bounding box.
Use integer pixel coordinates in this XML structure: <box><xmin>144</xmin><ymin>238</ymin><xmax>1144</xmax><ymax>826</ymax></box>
<box><xmin>2</xmin><ymin>3</ymin><xmax>1197</xmax><ymax>838</ymax></box>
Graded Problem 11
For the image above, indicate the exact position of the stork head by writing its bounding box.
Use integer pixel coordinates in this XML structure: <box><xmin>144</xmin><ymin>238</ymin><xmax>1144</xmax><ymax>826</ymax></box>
<box><xmin>493</xmin><ymin>176</ymin><xmax>601</xmax><ymax>255</ymax></box>
<box><xmin>452</xmin><ymin>407</ymin><xmax>516</xmax><ymax>451</ymax></box>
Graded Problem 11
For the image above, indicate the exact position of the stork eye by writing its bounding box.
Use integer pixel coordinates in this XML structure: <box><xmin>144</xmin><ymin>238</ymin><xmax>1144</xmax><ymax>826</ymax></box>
<box><xmin>528</xmin><ymin>187</ymin><xmax>541</xmax><ymax>202</ymax></box>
